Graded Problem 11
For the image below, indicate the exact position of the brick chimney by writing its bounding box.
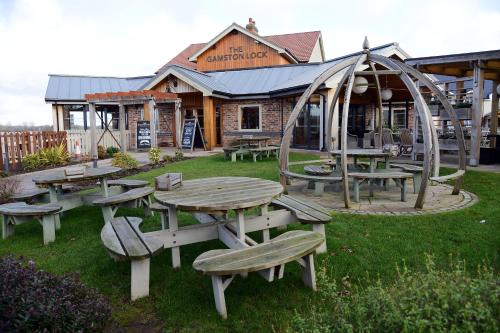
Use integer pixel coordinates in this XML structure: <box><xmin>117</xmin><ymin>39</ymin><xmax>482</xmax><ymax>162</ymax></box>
<box><xmin>245</xmin><ymin>18</ymin><xmax>258</xmax><ymax>34</ymax></box>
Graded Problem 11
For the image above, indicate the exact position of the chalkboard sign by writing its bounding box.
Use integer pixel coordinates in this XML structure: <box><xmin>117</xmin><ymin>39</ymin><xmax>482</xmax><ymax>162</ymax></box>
<box><xmin>181</xmin><ymin>119</ymin><xmax>197</xmax><ymax>150</ymax></box>
<box><xmin>137</xmin><ymin>121</ymin><xmax>151</xmax><ymax>149</ymax></box>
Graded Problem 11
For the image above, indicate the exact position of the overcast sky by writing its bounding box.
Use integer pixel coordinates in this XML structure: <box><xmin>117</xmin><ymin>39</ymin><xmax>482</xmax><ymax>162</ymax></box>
<box><xmin>0</xmin><ymin>0</ymin><xmax>499</xmax><ymax>125</ymax></box>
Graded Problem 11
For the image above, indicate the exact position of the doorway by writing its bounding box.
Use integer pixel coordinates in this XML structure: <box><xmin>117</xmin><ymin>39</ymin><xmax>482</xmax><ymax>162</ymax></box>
<box><xmin>292</xmin><ymin>95</ymin><xmax>321</xmax><ymax>149</ymax></box>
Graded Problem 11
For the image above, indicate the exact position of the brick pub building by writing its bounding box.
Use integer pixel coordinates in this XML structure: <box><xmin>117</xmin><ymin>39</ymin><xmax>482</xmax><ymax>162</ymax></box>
<box><xmin>45</xmin><ymin>18</ymin><xmax>416</xmax><ymax>153</ymax></box>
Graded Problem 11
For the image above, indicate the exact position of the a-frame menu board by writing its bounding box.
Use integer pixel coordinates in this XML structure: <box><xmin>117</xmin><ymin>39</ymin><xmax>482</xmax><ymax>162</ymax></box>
<box><xmin>181</xmin><ymin>118</ymin><xmax>206</xmax><ymax>151</ymax></box>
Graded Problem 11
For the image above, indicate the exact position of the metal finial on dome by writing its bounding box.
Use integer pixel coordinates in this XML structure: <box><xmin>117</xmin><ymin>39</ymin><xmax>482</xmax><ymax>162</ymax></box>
<box><xmin>362</xmin><ymin>36</ymin><xmax>370</xmax><ymax>51</ymax></box>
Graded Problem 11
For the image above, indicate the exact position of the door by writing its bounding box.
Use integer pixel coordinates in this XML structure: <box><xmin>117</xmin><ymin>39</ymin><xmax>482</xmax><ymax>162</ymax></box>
<box><xmin>292</xmin><ymin>96</ymin><xmax>321</xmax><ymax>149</ymax></box>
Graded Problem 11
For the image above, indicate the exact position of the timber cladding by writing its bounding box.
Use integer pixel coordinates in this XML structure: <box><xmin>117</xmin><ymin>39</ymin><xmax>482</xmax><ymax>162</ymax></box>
<box><xmin>196</xmin><ymin>31</ymin><xmax>291</xmax><ymax>71</ymax></box>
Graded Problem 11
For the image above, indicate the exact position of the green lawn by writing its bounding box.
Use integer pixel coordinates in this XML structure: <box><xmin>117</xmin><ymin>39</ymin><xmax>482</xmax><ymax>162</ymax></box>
<box><xmin>1</xmin><ymin>152</ymin><xmax>499</xmax><ymax>332</ymax></box>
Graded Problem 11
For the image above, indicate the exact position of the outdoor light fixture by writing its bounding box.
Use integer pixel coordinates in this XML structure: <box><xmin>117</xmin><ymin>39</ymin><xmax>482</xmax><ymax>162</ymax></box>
<box><xmin>496</xmin><ymin>83</ymin><xmax>500</xmax><ymax>95</ymax></box>
<box><xmin>381</xmin><ymin>88</ymin><xmax>393</xmax><ymax>101</ymax></box>
<box><xmin>353</xmin><ymin>76</ymin><xmax>368</xmax><ymax>94</ymax></box>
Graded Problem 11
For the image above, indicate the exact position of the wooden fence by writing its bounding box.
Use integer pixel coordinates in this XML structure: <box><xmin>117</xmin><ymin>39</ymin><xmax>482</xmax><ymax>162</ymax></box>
<box><xmin>66</xmin><ymin>130</ymin><xmax>130</xmax><ymax>155</ymax></box>
<box><xmin>0</xmin><ymin>131</ymin><xmax>67</xmax><ymax>171</ymax></box>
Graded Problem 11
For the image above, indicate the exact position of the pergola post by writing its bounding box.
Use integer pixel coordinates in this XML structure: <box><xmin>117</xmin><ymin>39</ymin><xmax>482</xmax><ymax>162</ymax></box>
<box><xmin>119</xmin><ymin>102</ymin><xmax>127</xmax><ymax>152</ymax></box>
<box><xmin>148</xmin><ymin>99</ymin><xmax>157</xmax><ymax>148</ymax></box>
<box><xmin>175</xmin><ymin>100</ymin><xmax>182</xmax><ymax>148</ymax></box>
<box><xmin>490</xmin><ymin>80</ymin><xmax>499</xmax><ymax>148</ymax></box>
<box><xmin>89</xmin><ymin>102</ymin><xmax>98</xmax><ymax>168</ymax></box>
<box><xmin>470</xmin><ymin>61</ymin><xmax>485</xmax><ymax>166</ymax></box>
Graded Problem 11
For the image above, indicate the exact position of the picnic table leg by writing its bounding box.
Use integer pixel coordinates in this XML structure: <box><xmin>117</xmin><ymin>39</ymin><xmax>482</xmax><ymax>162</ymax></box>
<box><xmin>353</xmin><ymin>179</ymin><xmax>360</xmax><ymax>202</ymax></box>
<box><xmin>384</xmin><ymin>157</ymin><xmax>390</xmax><ymax>190</ymax></box>
<box><xmin>300</xmin><ymin>254</ymin><xmax>317</xmax><ymax>291</ymax></box>
<box><xmin>401</xmin><ymin>179</ymin><xmax>407</xmax><ymax>202</ymax></box>
<box><xmin>2</xmin><ymin>215</ymin><xmax>14</xmax><ymax>239</ymax></box>
<box><xmin>261</xmin><ymin>205</ymin><xmax>270</xmax><ymax>242</ymax></box>
<box><xmin>235</xmin><ymin>209</ymin><xmax>245</xmax><ymax>242</ymax></box>
<box><xmin>231</xmin><ymin>152</ymin><xmax>236</xmax><ymax>162</ymax></box>
<box><xmin>211</xmin><ymin>275</ymin><xmax>228</xmax><ymax>319</ymax></box>
<box><xmin>413</xmin><ymin>173</ymin><xmax>422</xmax><ymax>194</ymax></box>
<box><xmin>131</xmin><ymin>258</ymin><xmax>150</xmax><ymax>301</ymax></box>
<box><xmin>312</xmin><ymin>224</ymin><xmax>327</xmax><ymax>253</ymax></box>
<box><xmin>100</xmin><ymin>177</ymin><xmax>109</xmax><ymax>197</ymax></box>
<box><xmin>314</xmin><ymin>182</ymin><xmax>324</xmax><ymax>196</ymax></box>
<box><xmin>48</xmin><ymin>186</ymin><xmax>61</xmax><ymax>230</ymax></box>
<box><xmin>41</xmin><ymin>215</ymin><xmax>56</xmax><ymax>245</ymax></box>
<box><xmin>168</xmin><ymin>205</ymin><xmax>181</xmax><ymax>268</ymax></box>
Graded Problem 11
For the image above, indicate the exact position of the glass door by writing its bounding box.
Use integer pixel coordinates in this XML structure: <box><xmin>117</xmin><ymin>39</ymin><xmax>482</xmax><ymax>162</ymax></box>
<box><xmin>292</xmin><ymin>96</ymin><xmax>321</xmax><ymax>149</ymax></box>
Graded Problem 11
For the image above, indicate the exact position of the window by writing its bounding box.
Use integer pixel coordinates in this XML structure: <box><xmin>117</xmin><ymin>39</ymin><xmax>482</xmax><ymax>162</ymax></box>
<box><xmin>239</xmin><ymin>105</ymin><xmax>261</xmax><ymax>131</ymax></box>
<box><xmin>64</xmin><ymin>105</ymin><xmax>86</xmax><ymax>130</ymax></box>
<box><xmin>392</xmin><ymin>108</ymin><xmax>406</xmax><ymax>129</ymax></box>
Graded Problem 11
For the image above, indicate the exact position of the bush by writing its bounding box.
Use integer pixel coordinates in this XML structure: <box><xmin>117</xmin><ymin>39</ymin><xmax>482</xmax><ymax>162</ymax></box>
<box><xmin>97</xmin><ymin>145</ymin><xmax>107</xmax><ymax>159</ymax></box>
<box><xmin>106</xmin><ymin>146</ymin><xmax>120</xmax><ymax>157</ymax></box>
<box><xmin>0</xmin><ymin>178</ymin><xmax>19</xmax><ymax>204</ymax></box>
<box><xmin>39</xmin><ymin>143</ymin><xmax>69</xmax><ymax>167</ymax></box>
<box><xmin>22</xmin><ymin>152</ymin><xmax>44</xmax><ymax>171</ymax></box>
<box><xmin>174</xmin><ymin>148</ymin><xmax>184</xmax><ymax>161</ymax></box>
<box><xmin>111</xmin><ymin>152</ymin><xmax>139</xmax><ymax>169</ymax></box>
<box><xmin>0</xmin><ymin>256</ymin><xmax>111</xmax><ymax>332</ymax></box>
<box><xmin>292</xmin><ymin>256</ymin><xmax>499</xmax><ymax>332</ymax></box>
<box><xmin>162</xmin><ymin>154</ymin><xmax>174</xmax><ymax>163</ymax></box>
<box><xmin>149</xmin><ymin>147</ymin><xmax>161</xmax><ymax>165</ymax></box>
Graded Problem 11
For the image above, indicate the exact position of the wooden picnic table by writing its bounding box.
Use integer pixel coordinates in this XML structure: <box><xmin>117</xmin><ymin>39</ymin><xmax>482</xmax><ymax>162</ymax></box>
<box><xmin>153</xmin><ymin>176</ymin><xmax>284</xmax><ymax>267</ymax></box>
<box><xmin>237</xmin><ymin>136</ymin><xmax>271</xmax><ymax>149</ymax></box>
<box><xmin>32</xmin><ymin>166</ymin><xmax>121</xmax><ymax>224</ymax></box>
<box><xmin>330</xmin><ymin>149</ymin><xmax>392</xmax><ymax>173</ymax></box>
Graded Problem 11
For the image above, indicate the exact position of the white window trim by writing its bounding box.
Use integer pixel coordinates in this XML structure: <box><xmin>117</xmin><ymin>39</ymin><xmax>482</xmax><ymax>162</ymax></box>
<box><xmin>238</xmin><ymin>104</ymin><xmax>262</xmax><ymax>132</ymax></box>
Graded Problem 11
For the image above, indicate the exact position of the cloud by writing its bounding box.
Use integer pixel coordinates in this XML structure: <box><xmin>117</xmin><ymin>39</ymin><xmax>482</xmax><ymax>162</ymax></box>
<box><xmin>0</xmin><ymin>0</ymin><xmax>498</xmax><ymax>125</ymax></box>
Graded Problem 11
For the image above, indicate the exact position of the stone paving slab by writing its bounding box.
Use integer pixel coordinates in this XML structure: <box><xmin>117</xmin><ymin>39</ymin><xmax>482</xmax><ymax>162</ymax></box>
<box><xmin>287</xmin><ymin>179</ymin><xmax>477</xmax><ymax>216</ymax></box>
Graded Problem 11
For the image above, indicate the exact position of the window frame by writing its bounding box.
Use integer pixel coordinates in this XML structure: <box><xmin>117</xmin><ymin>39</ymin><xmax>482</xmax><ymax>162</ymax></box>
<box><xmin>238</xmin><ymin>104</ymin><xmax>262</xmax><ymax>132</ymax></box>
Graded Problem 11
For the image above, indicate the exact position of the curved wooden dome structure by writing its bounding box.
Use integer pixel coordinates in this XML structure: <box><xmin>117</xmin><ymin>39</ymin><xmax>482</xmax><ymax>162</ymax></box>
<box><xmin>279</xmin><ymin>38</ymin><xmax>467</xmax><ymax>209</ymax></box>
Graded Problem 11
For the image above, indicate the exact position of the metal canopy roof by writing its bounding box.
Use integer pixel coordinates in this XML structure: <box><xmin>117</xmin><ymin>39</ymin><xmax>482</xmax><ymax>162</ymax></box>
<box><xmin>405</xmin><ymin>49</ymin><xmax>500</xmax><ymax>81</ymax></box>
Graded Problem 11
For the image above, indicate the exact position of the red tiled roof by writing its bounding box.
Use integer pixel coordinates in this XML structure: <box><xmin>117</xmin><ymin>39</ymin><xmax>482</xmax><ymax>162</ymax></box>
<box><xmin>156</xmin><ymin>31</ymin><xmax>321</xmax><ymax>73</ymax></box>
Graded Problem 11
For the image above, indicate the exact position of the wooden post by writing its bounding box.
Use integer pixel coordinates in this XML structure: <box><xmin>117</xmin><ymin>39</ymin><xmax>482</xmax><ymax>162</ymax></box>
<box><xmin>470</xmin><ymin>62</ymin><xmax>484</xmax><ymax>166</ymax></box>
<box><xmin>89</xmin><ymin>102</ymin><xmax>98</xmax><ymax>168</ymax></box>
<box><xmin>175</xmin><ymin>100</ymin><xmax>182</xmax><ymax>147</ymax></box>
<box><xmin>148</xmin><ymin>99</ymin><xmax>157</xmax><ymax>148</ymax></box>
<box><xmin>490</xmin><ymin>80</ymin><xmax>499</xmax><ymax>148</ymax></box>
<box><xmin>203</xmin><ymin>96</ymin><xmax>215</xmax><ymax>150</ymax></box>
<box><xmin>119</xmin><ymin>102</ymin><xmax>127</xmax><ymax>152</ymax></box>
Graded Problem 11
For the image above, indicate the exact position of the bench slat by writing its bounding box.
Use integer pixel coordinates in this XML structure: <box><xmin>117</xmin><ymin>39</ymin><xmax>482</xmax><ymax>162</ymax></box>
<box><xmin>0</xmin><ymin>202</ymin><xmax>62</xmax><ymax>216</ymax></box>
<box><xmin>193</xmin><ymin>230</ymin><xmax>323</xmax><ymax>275</ymax></box>
<box><xmin>390</xmin><ymin>163</ymin><xmax>423</xmax><ymax>172</ymax></box>
<box><xmin>271</xmin><ymin>195</ymin><xmax>331</xmax><ymax>223</ymax></box>
<box><xmin>125</xmin><ymin>217</ymin><xmax>164</xmax><ymax>256</ymax></box>
<box><xmin>12</xmin><ymin>188</ymin><xmax>49</xmax><ymax>201</ymax></box>
<box><xmin>349</xmin><ymin>172</ymin><xmax>412</xmax><ymax>179</ymax></box>
<box><xmin>282</xmin><ymin>170</ymin><xmax>342</xmax><ymax>182</ymax></box>
<box><xmin>93</xmin><ymin>187</ymin><xmax>154</xmax><ymax>206</ymax></box>
<box><xmin>101</xmin><ymin>222</ymin><xmax>127</xmax><ymax>259</ymax></box>
<box><xmin>110</xmin><ymin>217</ymin><xmax>150</xmax><ymax>258</ymax></box>
<box><xmin>107</xmin><ymin>179</ymin><xmax>149</xmax><ymax>189</ymax></box>
<box><xmin>430</xmin><ymin>170</ymin><xmax>465</xmax><ymax>183</ymax></box>
<box><xmin>304</xmin><ymin>165</ymin><xmax>331</xmax><ymax>176</ymax></box>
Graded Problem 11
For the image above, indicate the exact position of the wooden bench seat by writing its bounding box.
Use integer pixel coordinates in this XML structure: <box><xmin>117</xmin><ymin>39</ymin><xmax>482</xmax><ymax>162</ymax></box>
<box><xmin>223</xmin><ymin>147</ymin><xmax>247</xmax><ymax>162</ymax></box>
<box><xmin>282</xmin><ymin>170</ymin><xmax>342</xmax><ymax>196</ymax></box>
<box><xmin>101</xmin><ymin>216</ymin><xmax>164</xmax><ymax>300</ymax></box>
<box><xmin>107</xmin><ymin>179</ymin><xmax>149</xmax><ymax>190</ymax></box>
<box><xmin>193</xmin><ymin>230</ymin><xmax>324</xmax><ymax>318</ymax></box>
<box><xmin>248</xmin><ymin>146</ymin><xmax>280</xmax><ymax>162</ymax></box>
<box><xmin>11</xmin><ymin>188</ymin><xmax>49</xmax><ymax>202</ymax></box>
<box><xmin>390</xmin><ymin>163</ymin><xmax>423</xmax><ymax>193</ymax></box>
<box><xmin>271</xmin><ymin>195</ymin><xmax>330</xmax><ymax>253</ymax></box>
<box><xmin>304</xmin><ymin>165</ymin><xmax>332</xmax><ymax>195</ymax></box>
<box><xmin>93</xmin><ymin>187</ymin><xmax>154</xmax><ymax>222</ymax></box>
<box><xmin>350</xmin><ymin>171</ymin><xmax>413</xmax><ymax>202</ymax></box>
<box><xmin>430</xmin><ymin>169</ymin><xmax>465</xmax><ymax>195</ymax></box>
<box><xmin>0</xmin><ymin>202</ymin><xmax>62</xmax><ymax>245</ymax></box>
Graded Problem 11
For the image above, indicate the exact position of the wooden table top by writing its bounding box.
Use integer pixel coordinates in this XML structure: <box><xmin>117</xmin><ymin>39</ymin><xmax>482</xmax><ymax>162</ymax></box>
<box><xmin>33</xmin><ymin>166</ymin><xmax>121</xmax><ymax>185</ymax></box>
<box><xmin>237</xmin><ymin>136</ymin><xmax>271</xmax><ymax>142</ymax></box>
<box><xmin>330</xmin><ymin>149</ymin><xmax>392</xmax><ymax>158</ymax></box>
<box><xmin>154</xmin><ymin>177</ymin><xmax>283</xmax><ymax>212</ymax></box>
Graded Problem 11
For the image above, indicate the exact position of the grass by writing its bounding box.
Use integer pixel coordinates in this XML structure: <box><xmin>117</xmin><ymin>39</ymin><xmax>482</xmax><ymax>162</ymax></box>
<box><xmin>1</xmin><ymin>152</ymin><xmax>499</xmax><ymax>332</ymax></box>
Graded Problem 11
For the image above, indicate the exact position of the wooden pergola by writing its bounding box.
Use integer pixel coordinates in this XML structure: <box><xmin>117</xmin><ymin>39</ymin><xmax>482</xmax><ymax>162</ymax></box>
<box><xmin>85</xmin><ymin>90</ymin><xmax>181</xmax><ymax>167</ymax></box>
<box><xmin>406</xmin><ymin>49</ymin><xmax>500</xmax><ymax>166</ymax></box>
<box><xmin>279</xmin><ymin>38</ymin><xmax>466</xmax><ymax>209</ymax></box>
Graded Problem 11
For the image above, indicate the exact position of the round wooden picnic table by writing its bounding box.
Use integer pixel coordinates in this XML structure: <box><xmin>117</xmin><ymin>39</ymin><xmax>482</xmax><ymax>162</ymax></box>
<box><xmin>330</xmin><ymin>149</ymin><xmax>392</xmax><ymax>172</ymax></box>
<box><xmin>154</xmin><ymin>176</ymin><xmax>283</xmax><ymax>212</ymax></box>
<box><xmin>154</xmin><ymin>177</ymin><xmax>284</xmax><ymax>266</ymax></box>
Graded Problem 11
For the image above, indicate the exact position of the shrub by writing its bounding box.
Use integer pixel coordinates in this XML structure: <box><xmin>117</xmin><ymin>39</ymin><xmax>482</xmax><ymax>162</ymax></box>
<box><xmin>97</xmin><ymin>145</ymin><xmax>107</xmax><ymax>159</ymax></box>
<box><xmin>111</xmin><ymin>152</ymin><xmax>139</xmax><ymax>169</ymax></box>
<box><xmin>162</xmin><ymin>154</ymin><xmax>174</xmax><ymax>163</ymax></box>
<box><xmin>174</xmin><ymin>148</ymin><xmax>184</xmax><ymax>161</ymax></box>
<box><xmin>106</xmin><ymin>146</ymin><xmax>120</xmax><ymax>157</ymax></box>
<box><xmin>22</xmin><ymin>152</ymin><xmax>44</xmax><ymax>171</ymax></box>
<box><xmin>292</xmin><ymin>256</ymin><xmax>499</xmax><ymax>333</ymax></box>
<box><xmin>39</xmin><ymin>143</ymin><xmax>69</xmax><ymax>167</ymax></box>
<box><xmin>0</xmin><ymin>178</ymin><xmax>19</xmax><ymax>204</ymax></box>
<box><xmin>0</xmin><ymin>256</ymin><xmax>111</xmax><ymax>332</ymax></box>
<box><xmin>149</xmin><ymin>147</ymin><xmax>161</xmax><ymax>165</ymax></box>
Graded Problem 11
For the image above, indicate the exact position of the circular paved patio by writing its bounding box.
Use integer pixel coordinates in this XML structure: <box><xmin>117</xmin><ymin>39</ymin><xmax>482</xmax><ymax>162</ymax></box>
<box><xmin>287</xmin><ymin>179</ymin><xmax>477</xmax><ymax>216</ymax></box>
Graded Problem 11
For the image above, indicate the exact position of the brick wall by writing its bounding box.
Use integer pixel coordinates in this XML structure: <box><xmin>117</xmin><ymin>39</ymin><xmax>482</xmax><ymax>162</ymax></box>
<box><xmin>157</xmin><ymin>104</ymin><xmax>175</xmax><ymax>147</ymax></box>
<box><xmin>219</xmin><ymin>98</ymin><xmax>293</xmax><ymax>146</ymax></box>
